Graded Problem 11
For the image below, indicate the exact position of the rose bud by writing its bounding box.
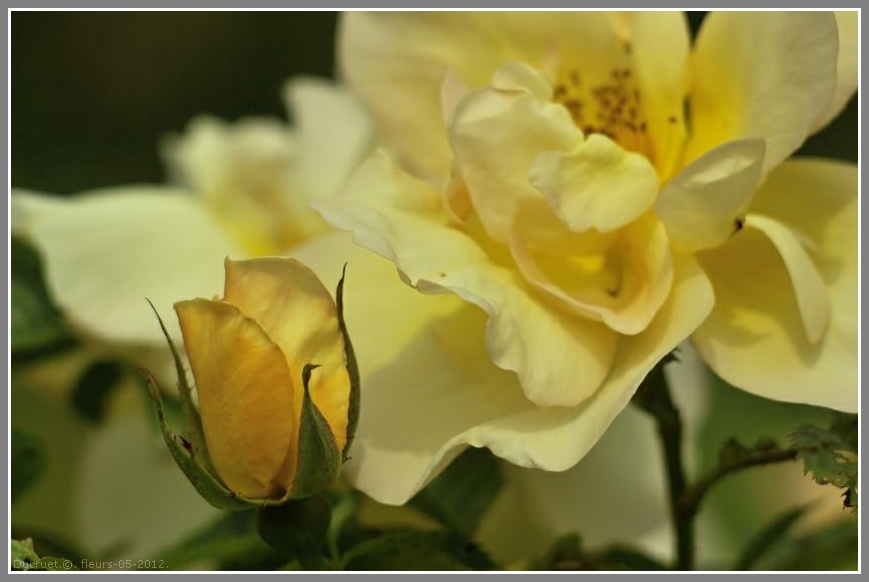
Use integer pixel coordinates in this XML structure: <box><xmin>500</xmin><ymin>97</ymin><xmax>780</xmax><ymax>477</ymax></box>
<box><xmin>143</xmin><ymin>257</ymin><xmax>359</xmax><ymax>508</ymax></box>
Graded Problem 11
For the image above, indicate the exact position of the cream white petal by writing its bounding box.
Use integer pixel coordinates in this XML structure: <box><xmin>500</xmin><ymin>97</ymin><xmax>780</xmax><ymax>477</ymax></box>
<box><xmin>161</xmin><ymin>115</ymin><xmax>302</xmax><ymax>252</ymax></box>
<box><xmin>12</xmin><ymin>187</ymin><xmax>241</xmax><ymax>345</ymax></box>
<box><xmin>283</xmin><ymin>77</ymin><xmax>374</xmax><ymax>206</ymax></box>
<box><xmin>656</xmin><ymin>138</ymin><xmax>764</xmax><ymax>253</ymax></box>
<box><xmin>746</xmin><ymin>215</ymin><xmax>830</xmax><ymax>344</ymax></box>
<box><xmin>531</xmin><ymin>133</ymin><xmax>658</xmax><ymax>233</ymax></box>
<box><xmin>479</xmin><ymin>405</ymin><xmax>668</xmax><ymax>563</ymax></box>
<box><xmin>692</xmin><ymin>159</ymin><xmax>856</xmax><ymax>412</ymax></box>
<box><xmin>812</xmin><ymin>11</ymin><xmax>858</xmax><ymax>131</ymax></box>
<box><xmin>688</xmin><ymin>12</ymin><xmax>839</xmax><ymax>176</ymax></box>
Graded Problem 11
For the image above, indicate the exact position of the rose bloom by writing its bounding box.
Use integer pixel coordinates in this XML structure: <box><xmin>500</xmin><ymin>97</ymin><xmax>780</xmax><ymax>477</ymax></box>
<box><xmin>311</xmin><ymin>11</ymin><xmax>857</xmax><ymax>503</ymax></box>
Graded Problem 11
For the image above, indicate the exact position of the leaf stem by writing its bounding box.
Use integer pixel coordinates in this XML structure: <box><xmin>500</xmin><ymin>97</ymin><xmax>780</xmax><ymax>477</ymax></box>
<box><xmin>679</xmin><ymin>447</ymin><xmax>798</xmax><ymax>519</ymax></box>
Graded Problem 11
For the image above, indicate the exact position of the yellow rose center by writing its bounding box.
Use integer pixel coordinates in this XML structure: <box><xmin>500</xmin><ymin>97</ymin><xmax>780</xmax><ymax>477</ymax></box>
<box><xmin>553</xmin><ymin>66</ymin><xmax>655</xmax><ymax>163</ymax></box>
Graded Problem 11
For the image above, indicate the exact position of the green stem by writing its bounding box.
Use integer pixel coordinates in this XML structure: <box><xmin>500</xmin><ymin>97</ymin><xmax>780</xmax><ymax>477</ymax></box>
<box><xmin>633</xmin><ymin>362</ymin><xmax>692</xmax><ymax>570</ymax></box>
<box><xmin>679</xmin><ymin>448</ymin><xmax>798</xmax><ymax>518</ymax></box>
<box><xmin>633</xmin><ymin>359</ymin><xmax>801</xmax><ymax>571</ymax></box>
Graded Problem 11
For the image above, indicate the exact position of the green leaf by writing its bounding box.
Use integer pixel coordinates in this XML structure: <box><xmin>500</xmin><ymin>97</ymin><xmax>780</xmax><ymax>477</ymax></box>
<box><xmin>791</xmin><ymin>414</ymin><xmax>858</xmax><ymax>510</ymax></box>
<box><xmin>156</xmin><ymin>510</ymin><xmax>277</xmax><ymax>570</ymax></box>
<box><xmin>290</xmin><ymin>364</ymin><xmax>341</xmax><ymax>499</ymax></box>
<box><xmin>594</xmin><ymin>547</ymin><xmax>668</xmax><ymax>571</ymax></box>
<box><xmin>409</xmin><ymin>447</ymin><xmax>504</xmax><ymax>538</ymax></box>
<box><xmin>11</xmin><ymin>538</ymin><xmax>40</xmax><ymax>563</ymax></box>
<box><xmin>10</xmin><ymin>236</ymin><xmax>69</xmax><ymax>353</ymax></box>
<box><xmin>735</xmin><ymin>504</ymin><xmax>811</xmax><ymax>570</ymax></box>
<box><xmin>10</xmin><ymin>538</ymin><xmax>78</xmax><ymax>571</ymax></box>
<box><xmin>763</xmin><ymin>519</ymin><xmax>858</xmax><ymax>571</ymax></box>
<box><xmin>70</xmin><ymin>360</ymin><xmax>123</xmax><ymax>423</ymax></box>
<box><xmin>340</xmin><ymin>530</ymin><xmax>493</xmax><ymax>571</ymax></box>
<box><xmin>256</xmin><ymin>495</ymin><xmax>332</xmax><ymax>561</ymax></box>
<box><xmin>11</xmin><ymin>427</ymin><xmax>46</xmax><ymax>503</ymax></box>
<box><xmin>529</xmin><ymin>534</ymin><xmax>591</xmax><ymax>571</ymax></box>
<box><xmin>336</xmin><ymin>264</ymin><xmax>361</xmax><ymax>462</ymax></box>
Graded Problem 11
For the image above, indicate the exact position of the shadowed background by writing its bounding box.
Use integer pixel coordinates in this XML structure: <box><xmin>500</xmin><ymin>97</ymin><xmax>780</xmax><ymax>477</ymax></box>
<box><xmin>12</xmin><ymin>11</ymin><xmax>338</xmax><ymax>193</ymax></box>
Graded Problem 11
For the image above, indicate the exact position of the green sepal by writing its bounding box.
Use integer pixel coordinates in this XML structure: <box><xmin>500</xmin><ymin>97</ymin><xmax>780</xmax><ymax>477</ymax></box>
<box><xmin>144</xmin><ymin>301</ymin><xmax>267</xmax><ymax>510</ymax></box>
<box><xmin>141</xmin><ymin>368</ymin><xmax>256</xmax><ymax>511</ymax></box>
<box><xmin>146</xmin><ymin>299</ymin><xmax>207</xmax><ymax>457</ymax></box>
<box><xmin>336</xmin><ymin>264</ymin><xmax>360</xmax><ymax>462</ymax></box>
<box><xmin>289</xmin><ymin>364</ymin><xmax>342</xmax><ymax>500</ymax></box>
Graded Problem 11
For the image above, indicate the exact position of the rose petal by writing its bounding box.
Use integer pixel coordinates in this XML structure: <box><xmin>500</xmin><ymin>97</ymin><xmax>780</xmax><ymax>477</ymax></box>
<box><xmin>656</xmin><ymin>138</ymin><xmax>764</xmax><ymax>253</ymax></box>
<box><xmin>315</xmin><ymin>152</ymin><xmax>616</xmax><ymax>408</ymax></box>
<box><xmin>692</xmin><ymin>160</ymin><xmax>856</xmax><ymax>411</ymax></box>
<box><xmin>747</xmin><ymin>215</ymin><xmax>830</xmax><ymax>344</ymax></box>
<box><xmin>342</xmin><ymin>254</ymin><xmax>712</xmax><ymax>504</ymax></box>
<box><xmin>175</xmin><ymin>299</ymin><xmax>296</xmax><ymax>499</ymax></box>
<box><xmin>339</xmin><ymin>12</ymin><xmax>629</xmax><ymax>184</ymax></box>
<box><xmin>812</xmin><ymin>11</ymin><xmax>858</xmax><ymax>131</ymax></box>
<box><xmin>161</xmin><ymin>115</ymin><xmax>301</xmax><ymax>252</ymax></box>
<box><xmin>450</xmin><ymin>68</ymin><xmax>579</xmax><ymax>244</ymax></box>
<box><xmin>12</xmin><ymin>187</ymin><xmax>241</xmax><ymax>345</ymax></box>
<box><xmin>687</xmin><ymin>12</ymin><xmax>839</xmax><ymax>175</ymax></box>
<box><xmin>622</xmin><ymin>11</ymin><xmax>690</xmax><ymax>179</ymax></box>
<box><xmin>510</xmin><ymin>215</ymin><xmax>673</xmax><ymax>335</ymax></box>
<box><xmin>531</xmin><ymin>133</ymin><xmax>658</xmax><ymax>233</ymax></box>
<box><xmin>283</xmin><ymin>76</ymin><xmax>374</xmax><ymax>207</ymax></box>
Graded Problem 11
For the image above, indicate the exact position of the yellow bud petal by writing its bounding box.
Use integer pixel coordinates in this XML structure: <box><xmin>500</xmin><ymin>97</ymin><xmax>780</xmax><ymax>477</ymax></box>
<box><xmin>223</xmin><ymin>257</ymin><xmax>352</xmax><ymax>459</ymax></box>
<box><xmin>175</xmin><ymin>298</ymin><xmax>297</xmax><ymax>500</ymax></box>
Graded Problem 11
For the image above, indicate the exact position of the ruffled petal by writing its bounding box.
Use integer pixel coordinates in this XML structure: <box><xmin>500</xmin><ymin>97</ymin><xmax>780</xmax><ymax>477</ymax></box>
<box><xmin>449</xmin><ymin>67</ymin><xmax>579</xmax><ymax>244</ymax></box>
<box><xmin>287</xmin><ymin>231</ymin><xmax>518</xmax><ymax>506</ymax></box>
<box><xmin>687</xmin><ymin>12</ymin><xmax>839</xmax><ymax>175</ymax></box>
<box><xmin>343</xmin><ymin>254</ymin><xmax>712</xmax><ymax>505</ymax></box>
<box><xmin>12</xmin><ymin>187</ymin><xmax>241</xmax><ymax>345</ymax></box>
<box><xmin>315</xmin><ymin>151</ymin><xmax>616</xmax><ymax>408</ymax></box>
<box><xmin>656</xmin><ymin>138</ymin><xmax>764</xmax><ymax>253</ymax></box>
<box><xmin>223</xmin><ymin>257</ymin><xmax>351</xmax><ymax>453</ymax></box>
<box><xmin>531</xmin><ymin>133</ymin><xmax>658</xmax><ymax>233</ymax></box>
<box><xmin>175</xmin><ymin>299</ymin><xmax>296</xmax><ymax>499</ymax></box>
<box><xmin>692</xmin><ymin>159</ymin><xmax>856</xmax><ymax>411</ymax></box>
<box><xmin>510</xmin><ymin>214</ymin><xmax>673</xmax><ymax>335</ymax></box>
<box><xmin>462</xmin><ymin>254</ymin><xmax>712</xmax><ymax>471</ymax></box>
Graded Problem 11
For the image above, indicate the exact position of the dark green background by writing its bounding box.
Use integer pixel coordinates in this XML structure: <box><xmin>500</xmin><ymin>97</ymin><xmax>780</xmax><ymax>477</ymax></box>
<box><xmin>12</xmin><ymin>12</ymin><xmax>339</xmax><ymax>193</ymax></box>
<box><xmin>11</xmin><ymin>12</ymin><xmax>857</xmax><ymax>195</ymax></box>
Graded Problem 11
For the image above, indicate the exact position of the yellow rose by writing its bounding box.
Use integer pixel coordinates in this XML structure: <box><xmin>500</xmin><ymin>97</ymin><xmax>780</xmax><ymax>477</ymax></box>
<box><xmin>310</xmin><ymin>11</ymin><xmax>857</xmax><ymax>503</ymax></box>
<box><xmin>148</xmin><ymin>257</ymin><xmax>359</xmax><ymax>505</ymax></box>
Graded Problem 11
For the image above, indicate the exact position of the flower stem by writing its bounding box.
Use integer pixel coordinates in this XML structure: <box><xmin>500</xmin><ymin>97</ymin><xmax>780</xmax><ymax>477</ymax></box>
<box><xmin>633</xmin><ymin>362</ymin><xmax>692</xmax><ymax>570</ymax></box>
<box><xmin>633</xmin><ymin>359</ymin><xmax>801</xmax><ymax>571</ymax></box>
